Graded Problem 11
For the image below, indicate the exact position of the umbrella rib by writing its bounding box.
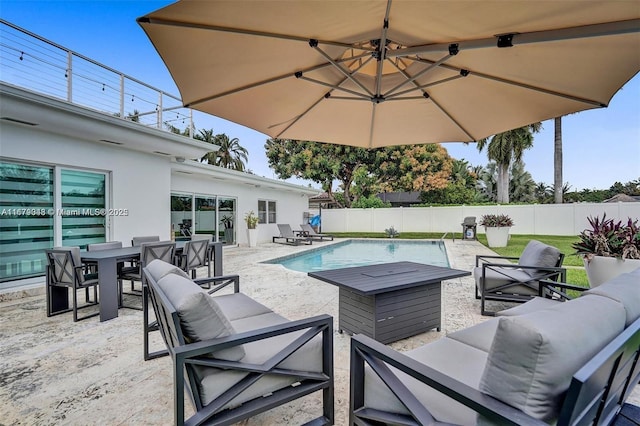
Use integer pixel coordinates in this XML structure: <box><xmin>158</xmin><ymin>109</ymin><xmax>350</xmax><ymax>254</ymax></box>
<box><xmin>383</xmin><ymin>53</ymin><xmax>454</xmax><ymax>97</ymax></box>
<box><xmin>312</xmin><ymin>44</ymin><xmax>374</xmax><ymax>97</ymax></box>
<box><xmin>184</xmin><ymin>53</ymin><xmax>370</xmax><ymax>108</ymax></box>
<box><xmin>387</xmin><ymin>60</ymin><xmax>477</xmax><ymax>140</ymax></box>
<box><xmin>429</xmin><ymin>95</ymin><xmax>477</xmax><ymax>141</ymax></box>
<box><xmin>138</xmin><ymin>16</ymin><xmax>371</xmax><ymax>51</ymax></box>
<box><xmin>386</xmin><ymin>75</ymin><xmax>464</xmax><ymax>100</ymax></box>
<box><xmin>387</xmin><ymin>18</ymin><xmax>640</xmax><ymax>58</ymax></box>
<box><xmin>298</xmin><ymin>76</ymin><xmax>371</xmax><ymax>99</ymax></box>
<box><xmin>410</xmin><ymin>57</ymin><xmax>605</xmax><ymax>107</ymax></box>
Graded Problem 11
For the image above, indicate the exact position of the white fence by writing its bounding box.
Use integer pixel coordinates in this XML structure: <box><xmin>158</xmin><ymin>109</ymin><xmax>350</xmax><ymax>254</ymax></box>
<box><xmin>321</xmin><ymin>202</ymin><xmax>640</xmax><ymax>236</ymax></box>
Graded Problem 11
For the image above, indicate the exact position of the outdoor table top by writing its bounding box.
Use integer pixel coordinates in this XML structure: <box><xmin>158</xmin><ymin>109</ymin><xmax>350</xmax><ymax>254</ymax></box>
<box><xmin>308</xmin><ymin>261</ymin><xmax>470</xmax><ymax>296</ymax></box>
<box><xmin>79</xmin><ymin>240</ymin><xmax>220</xmax><ymax>260</ymax></box>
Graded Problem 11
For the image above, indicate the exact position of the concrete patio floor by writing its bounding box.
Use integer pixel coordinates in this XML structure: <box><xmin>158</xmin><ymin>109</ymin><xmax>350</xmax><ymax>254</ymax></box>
<box><xmin>1</xmin><ymin>238</ymin><xmax>637</xmax><ymax>425</ymax></box>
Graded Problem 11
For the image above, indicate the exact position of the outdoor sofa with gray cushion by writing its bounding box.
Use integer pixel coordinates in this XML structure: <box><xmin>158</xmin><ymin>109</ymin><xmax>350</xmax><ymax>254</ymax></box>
<box><xmin>474</xmin><ymin>239</ymin><xmax>566</xmax><ymax>315</ymax></box>
<box><xmin>143</xmin><ymin>259</ymin><xmax>334</xmax><ymax>426</ymax></box>
<box><xmin>350</xmin><ymin>268</ymin><xmax>640</xmax><ymax>425</ymax></box>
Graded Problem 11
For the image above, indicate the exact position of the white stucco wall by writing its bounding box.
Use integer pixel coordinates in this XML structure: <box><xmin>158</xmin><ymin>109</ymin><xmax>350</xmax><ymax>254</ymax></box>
<box><xmin>171</xmin><ymin>171</ymin><xmax>311</xmax><ymax>245</ymax></box>
<box><xmin>1</xmin><ymin>122</ymin><xmax>172</xmax><ymax>245</ymax></box>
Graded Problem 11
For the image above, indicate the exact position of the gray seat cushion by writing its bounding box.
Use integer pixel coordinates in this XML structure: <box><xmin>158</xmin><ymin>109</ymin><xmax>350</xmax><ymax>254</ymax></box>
<box><xmin>447</xmin><ymin>318</ymin><xmax>498</xmax><ymax>353</ymax></box>
<box><xmin>584</xmin><ymin>268</ymin><xmax>640</xmax><ymax>326</ymax></box>
<box><xmin>474</xmin><ymin>265</ymin><xmax>538</xmax><ymax>295</ymax></box>
<box><xmin>496</xmin><ymin>296</ymin><xmax>561</xmax><ymax>316</ymax></box>
<box><xmin>195</xmin><ymin>312</ymin><xmax>324</xmax><ymax>409</ymax></box>
<box><xmin>214</xmin><ymin>293</ymin><xmax>273</xmax><ymax>321</ymax></box>
<box><xmin>518</xmin><ymin>240</ymin><xmax>562</xmax><ymax>278</ymax></box>
<box><xmin>156</xmin><ymin>273</ymin><xmax>245</xmax><ymax>361</ymax></box>
<box><xmin>364</xmin><ymin>337</ymin><xmax>488</xmax><ymax>425</ymax></box>
<box><xmin>480</xmin><ymin>294</ymin><xmax>626</xmax><ymax>421</ymax></box>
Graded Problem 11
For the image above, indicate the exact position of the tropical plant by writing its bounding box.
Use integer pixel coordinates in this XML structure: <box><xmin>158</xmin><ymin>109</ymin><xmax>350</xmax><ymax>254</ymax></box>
<box><xmin>476</xmin><ymin>123</ymin><xmax>541</xmax><ymax>203</ymax></box>
<box><xmin>479</xmin><ymin>214</ymin><xmax>514</xmax><ymax>228</ymax></box>
<box><xmin>384</xmin><ymin>226</ymin><xmax>400</xmax><ymax>238</ymax></box>
<box><xmin>572</xmin><ymin>214</ymin><xmax>640</xmax><ymax>259</ymax></box>
<box><xmin>351</xmin><ymin>195</ymin><xmax>391</xmax><ymax>208</ymax></box>
<box><xmin>214</xmin><ymin>134</ymin><xmax>249</xmax><ymax>171</ymax></box>
<box><xmin>509</xmin><ymin>161</ymin><xmax>536</xmax><ymax>203</ymax></box>
<box><xmin>244</xmin><ymin>211</ymin><xmax>259</xmax><ymax>229</ymax></box>
<box><xmin>220</xmin><ymin>215</ymin><xmax>233</xmax><ymax>229</ymax></box>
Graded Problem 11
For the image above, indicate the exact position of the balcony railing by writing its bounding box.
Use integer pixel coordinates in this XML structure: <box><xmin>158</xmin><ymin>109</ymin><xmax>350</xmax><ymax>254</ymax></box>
<box><xmin>0</xmin><ymin>19</ymin><xmax>194</xmax><ymax>136</ymax></box>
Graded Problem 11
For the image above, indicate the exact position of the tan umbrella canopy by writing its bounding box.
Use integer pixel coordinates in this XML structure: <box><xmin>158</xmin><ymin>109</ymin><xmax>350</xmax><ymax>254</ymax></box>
<box><xmin>138</xmin><ymin>1</ymin><xmax>640</xmax><ymax>148</ymax></box>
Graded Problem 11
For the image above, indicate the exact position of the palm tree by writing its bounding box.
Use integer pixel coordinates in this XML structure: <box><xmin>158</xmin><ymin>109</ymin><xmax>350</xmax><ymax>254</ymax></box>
<box><xmin>509</xmin><ymin>161</ymin><xmax>536</xmax><ymax>203</ymax></box>
<box><xmin>554</xmin><ymin>116</ymin><xmax>563</xmax><ymax>204</ymax></box>
<box><xmin>194</xmin><ymin>129</ymin><xmax>218</xmax><ymax>164</ymax></box>
<box><xmin>213</xmin><ymin>133</ymin><xmax>249</xmax><ymax>171</ymax></box>
<box><xmin>476</xmin><ymin>123</ymin><xmax>541</xmax><ymax>203</ymax></box>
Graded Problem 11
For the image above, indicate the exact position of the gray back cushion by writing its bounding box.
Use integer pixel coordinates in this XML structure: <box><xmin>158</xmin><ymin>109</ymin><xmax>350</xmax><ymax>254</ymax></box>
<box><xmin>480</xmin><ymin>294</ymin><xmax>625</xmax><ymax>421</ymax></box>
<box><xmin>584</xmin><ymin>268</ymin><xmax>640</xmax><ymax>327</ymax></box>
<box><xmin>146</xmin><ymin>259</ymin><xmax>189</xmax><ymax>282</ymax></box>
<box><xmin>156</xmin><ymin>273</ymin><xmax>245</xmax><ymax>361</ymax></box>
<box><xmin>519</xmin><ymin>240</ymin><xmax>562</xmax><ymax>277</ymax></box>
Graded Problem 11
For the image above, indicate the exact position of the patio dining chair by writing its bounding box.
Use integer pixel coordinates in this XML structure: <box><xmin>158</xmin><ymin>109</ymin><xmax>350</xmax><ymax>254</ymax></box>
<box><xmin>474</xmin><ymin>240</ymin><xmax>566</xmax><ymax>316</ymax></box>
<box><xmin>120</xmin><ymin>241</ymin><xmax>176</xmax><ymax>310</ymax></box>
<box><xmin>178</xmin><ymin>238</ymin><xmax>211</xmax><ymax>279</ymax></box>
<box><xmin>272</xmin><ymin>224</ymin><xmax>312</xmax><ymax>245</ymax></box>
<box><xmin>45</xmin><ymin>247</ymin><xmax>99</xmax><ymax>322</ymax></box>
<box><xmin>300</xmin><ymin>223</ymin><xmax>334</xmax><ymax>241</ymax></box>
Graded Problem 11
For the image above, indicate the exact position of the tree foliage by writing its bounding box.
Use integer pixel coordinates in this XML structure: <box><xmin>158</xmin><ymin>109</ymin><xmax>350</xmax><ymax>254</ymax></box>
<box><xmin>476</xmin><ymin>123</ymin><xmax>541</xmax><ymax>203</ymax></box>
<box><xmin>264</xmin><ymin>139</ymin><xmax>453</xmax><ymax>207</ymax></box>
<box><xmin>195</xmin><ymin>130</ymin><xmax>248</xmax><ymax>171</ymax></box>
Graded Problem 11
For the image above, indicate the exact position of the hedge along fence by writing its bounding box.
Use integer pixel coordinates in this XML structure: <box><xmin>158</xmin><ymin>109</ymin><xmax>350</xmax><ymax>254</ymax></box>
<box><xmin>320</xmin><ymin>202</ymin><xmax>640</xmax><ymax>236</ymax></box>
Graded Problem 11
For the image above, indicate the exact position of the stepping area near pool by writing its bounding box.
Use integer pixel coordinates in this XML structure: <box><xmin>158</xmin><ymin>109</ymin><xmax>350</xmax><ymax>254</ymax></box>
<box><xmin>1</xmin><ymin>238</ymin><xmax>638</xmax><ymax>425</ymax></box>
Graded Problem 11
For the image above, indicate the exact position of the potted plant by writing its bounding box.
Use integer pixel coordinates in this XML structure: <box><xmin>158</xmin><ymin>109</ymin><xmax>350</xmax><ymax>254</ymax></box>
<box><xmin>221</xmin><ymin>215</ymin><xmax>234</xmax><ymax>244</ymax></box>
<box><xmin>480</xmin><ymin>214</ymin><xmax>514</xmax><ymax>248</ymax></box>
<box><xmin>244</xmin><ymin>210</ymin><xmax>259</xmax><ymax>247</ymax></box>
<box><xmin>572</xmin><ymin>214</ymin><xmax>640</xmax><ymax>287</ymax></box>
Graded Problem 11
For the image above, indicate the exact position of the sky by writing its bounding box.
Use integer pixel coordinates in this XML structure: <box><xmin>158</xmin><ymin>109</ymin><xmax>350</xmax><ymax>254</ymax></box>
<box><xmin>2</xmin><ymin>1</ymin><xmax>639</xmax><ymax>191</ymax></box>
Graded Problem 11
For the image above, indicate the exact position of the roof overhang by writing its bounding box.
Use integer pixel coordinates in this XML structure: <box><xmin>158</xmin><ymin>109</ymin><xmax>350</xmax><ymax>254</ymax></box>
<box><xmin>172</xmin><ymin>160</ymin><xmax>320</xmax><ymax>196</ymax></box>
<box><xmin>0</xmin><ymin>82</ymin><xmax>215</xmax><ymax>160</ymax></box>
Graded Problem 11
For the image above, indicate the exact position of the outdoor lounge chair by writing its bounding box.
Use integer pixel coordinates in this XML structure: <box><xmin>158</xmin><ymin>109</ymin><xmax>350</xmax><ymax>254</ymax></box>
<box><xmin>272</xmin><ymin>223</ymin><xmax>312</xmax><ymax>245</ymax></box>
<box><xmin>300</xmin><ymin>223</ymin><xmax>334</xmax><ymax>241</ymax></box>
<box><xmin>474</xmin><ymin>239</ymin><xmax>566</xmax><ymax>316</ymax></box>
<box><xmin>142</xmin><ymin>259</ymin><xmax>334</xmax><ymax>425</ymax></box>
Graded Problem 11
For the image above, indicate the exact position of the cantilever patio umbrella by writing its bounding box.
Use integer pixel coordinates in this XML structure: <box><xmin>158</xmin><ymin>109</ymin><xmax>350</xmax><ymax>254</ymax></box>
<box><xmin>138</xmin><ymin>1</ymin><xmax>640</xmax><ymax>148</ymax></box>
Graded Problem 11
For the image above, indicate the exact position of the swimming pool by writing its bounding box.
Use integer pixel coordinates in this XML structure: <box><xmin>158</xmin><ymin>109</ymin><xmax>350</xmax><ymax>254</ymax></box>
<box><xmin>266</xmin><ymin>239</ymin><xmax>449</xmax><ymax>273</ymax></box>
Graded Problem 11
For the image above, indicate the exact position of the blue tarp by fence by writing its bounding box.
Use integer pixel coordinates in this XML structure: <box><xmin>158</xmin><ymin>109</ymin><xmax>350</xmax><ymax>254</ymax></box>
<box><xmin>309</xmin><ymin>215</ymin><xmax>321</xmax><ymax>226</ymax></box>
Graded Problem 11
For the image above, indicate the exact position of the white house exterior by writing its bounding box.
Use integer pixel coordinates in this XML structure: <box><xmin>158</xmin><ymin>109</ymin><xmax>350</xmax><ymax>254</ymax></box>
<box><xmin>0</xmin><ymin>82</ymin><xmax>318</xmax><ymax>292</ymax></box>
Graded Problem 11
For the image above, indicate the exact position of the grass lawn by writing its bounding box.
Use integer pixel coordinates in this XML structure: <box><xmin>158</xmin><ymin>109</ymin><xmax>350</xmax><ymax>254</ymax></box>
<box><xmin>330</xmin><ymin>232</ymin><xmax>589</xmax><ymax>287</ymax></box>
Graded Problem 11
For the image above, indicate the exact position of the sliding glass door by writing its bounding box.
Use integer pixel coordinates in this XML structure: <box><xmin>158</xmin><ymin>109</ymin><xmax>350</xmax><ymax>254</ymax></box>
<box><xmin>170</xmin><ymin>193</ymin><xmax>236</xmax><ymax>244</ymax></box>
<box><xmin>0</xmin><ymin>161</ymin><xmax>108</xmax><ymax>285</ymax></box>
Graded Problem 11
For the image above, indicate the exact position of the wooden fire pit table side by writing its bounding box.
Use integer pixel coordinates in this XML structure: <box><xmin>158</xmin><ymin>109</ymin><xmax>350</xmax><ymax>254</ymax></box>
<box><xmin>309</xmin><ymin>261</ymin><xmax>470</xmax><ymax>344</ymax></box>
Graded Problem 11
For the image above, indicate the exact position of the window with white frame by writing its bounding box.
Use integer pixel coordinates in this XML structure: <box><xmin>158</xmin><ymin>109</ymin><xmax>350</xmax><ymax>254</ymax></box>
<box><xmin>258</xmin><ymin>199</ymin><xmax>276</xmax><ymax>224</ymax></box>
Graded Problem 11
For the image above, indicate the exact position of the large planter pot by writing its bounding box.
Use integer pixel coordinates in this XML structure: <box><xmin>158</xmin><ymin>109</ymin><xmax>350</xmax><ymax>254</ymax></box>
<box><xmin>484</xmin><ymin>226</ymin><xmax>510</xmax><ymax>248</ymax></box>
<box><xmin>583</xmin><ymin>256</ymin><xmax>640</xmax><ymax>288</ymax></box>
<box><xmin>247</xmin><ymin>228</ymin><xmax>257</xmax><ymax>247</ymax></box>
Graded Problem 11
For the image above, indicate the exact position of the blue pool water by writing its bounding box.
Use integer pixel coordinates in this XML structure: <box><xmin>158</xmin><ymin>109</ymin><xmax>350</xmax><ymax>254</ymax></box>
<box><xmin>266</xmin><ymin>239</ymin><xmax>449</xmax><ymax>273</ymax></box>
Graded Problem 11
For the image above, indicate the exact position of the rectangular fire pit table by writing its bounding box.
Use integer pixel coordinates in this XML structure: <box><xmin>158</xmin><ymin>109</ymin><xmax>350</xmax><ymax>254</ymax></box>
<box><xmin>309</xmin><ymin>261</ymin><xmax>470</xmax><ymax>344</ymax></box>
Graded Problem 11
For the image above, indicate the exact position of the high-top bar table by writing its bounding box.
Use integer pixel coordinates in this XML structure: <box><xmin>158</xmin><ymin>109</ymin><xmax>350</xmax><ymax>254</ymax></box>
<box><xmin>309</xmin><ymin>261</ymin><xmax>470</xmax><ymax>344</ymax></box>
<box><xmin>49</xmin><ymin>241</ymin><xmax>223</xmax><ymax>322</ymax></box>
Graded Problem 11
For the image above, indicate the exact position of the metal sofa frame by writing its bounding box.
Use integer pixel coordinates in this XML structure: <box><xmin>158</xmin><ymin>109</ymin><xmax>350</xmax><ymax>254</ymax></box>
<box><xmin>350</xmin><ymin>316</ymin><xmax>640</xmax><ymax>425</ymax></box>
<box><xmin>143</xmin><ymin>267</ymin><xmax>334</xmax><ymax>426</ymax></box>
<box><xmin>475</xmin><ymin>253</ymin><xmax>566</xmax><ymax>316</ymax></box>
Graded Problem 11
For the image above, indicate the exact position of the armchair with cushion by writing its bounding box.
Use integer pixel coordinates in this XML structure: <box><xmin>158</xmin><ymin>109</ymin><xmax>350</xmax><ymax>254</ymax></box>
<box><xmin>143</xmin><ymin>259</ymin><xmax>334</xmax><ymax>425</ymax></box>
<box><xmin>474</xmin><ymin>240</ymin><xmax>566</xmax><ymax>316</ymax></box>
